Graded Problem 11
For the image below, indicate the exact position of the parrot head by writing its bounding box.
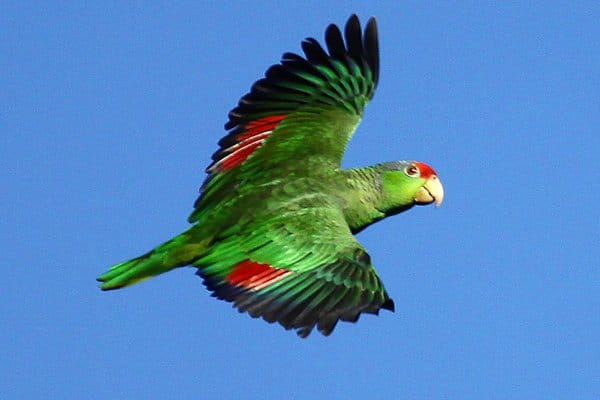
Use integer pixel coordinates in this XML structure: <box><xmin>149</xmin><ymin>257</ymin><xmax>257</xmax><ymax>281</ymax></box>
<box><xmin>379</xmin><ymin>161</ymin><xmax>444</xmax><ymax>215</ymax></box>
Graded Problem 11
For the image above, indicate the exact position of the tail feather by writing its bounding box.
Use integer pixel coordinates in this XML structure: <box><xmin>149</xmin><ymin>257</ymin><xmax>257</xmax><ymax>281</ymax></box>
<box><xmin>97</xmin><ymin>232</ymin><xmax>210</xmax><ymax>290</ymax></box>
<box><xmin>97</xmin><ymin>252</ymin><xmax>161</xmax><ymax>290</ymax></box>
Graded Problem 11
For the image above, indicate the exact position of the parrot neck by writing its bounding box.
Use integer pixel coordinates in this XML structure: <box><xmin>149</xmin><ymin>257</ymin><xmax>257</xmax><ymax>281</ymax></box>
<box><xmin>341</xmin><ymin>164</ymin><xmax>417</xmax><ymax>233</ymax></box>
<box><xmin>340</xmin><ymin>166</ymin><xmax>388</xmax><ymax>233</ymax></box>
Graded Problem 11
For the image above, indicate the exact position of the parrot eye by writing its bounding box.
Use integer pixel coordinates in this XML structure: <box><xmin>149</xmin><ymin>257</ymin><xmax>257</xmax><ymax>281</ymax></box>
<box><xmin>405</xmin><ymin>164</ymin><xmax>420</xmax><ymax>177</ymax></box>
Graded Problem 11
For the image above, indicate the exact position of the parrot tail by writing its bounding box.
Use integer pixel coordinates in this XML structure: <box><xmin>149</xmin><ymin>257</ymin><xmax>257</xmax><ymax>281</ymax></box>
<box><xmin>97</xmin><ymin>231</ymin><xmax>209</xmax><ymax>291</ymax></box>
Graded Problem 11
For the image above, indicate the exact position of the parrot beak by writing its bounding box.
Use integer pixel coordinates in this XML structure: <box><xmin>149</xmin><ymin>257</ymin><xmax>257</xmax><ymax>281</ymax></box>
<box><xmin>415</xmin><ymin>175</ymin><xmax>444</xmax><ymax>207</ymax></box>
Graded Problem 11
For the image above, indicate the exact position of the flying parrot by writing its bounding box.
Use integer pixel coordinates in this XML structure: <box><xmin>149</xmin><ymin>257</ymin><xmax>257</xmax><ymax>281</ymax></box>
<box><xmin>97</xmin><ymin>15</ymin><xmax>444</xmax><ymax>337</ymax></box>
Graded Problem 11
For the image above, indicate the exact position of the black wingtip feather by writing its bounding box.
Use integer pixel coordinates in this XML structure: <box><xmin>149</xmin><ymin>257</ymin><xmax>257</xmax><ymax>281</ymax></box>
<box><xmin>382</xmin><ymin>297</ymin><xmax>395</xmax><ymax>312</ymax></box>
<box><xmin>364</xmin><ymin>17</ymin><xmax>379</xmax><ymax>86</ymax></box>
<box><xmin>301</xmin><ymin>38</ymin><xmax>332</xmax><ymax>67</ymax></box>
<box><xmin>345</xmin><ymin>15</ymin><xmax>363</xmax><ymax>61</ymax></box>
<box><xmin>325</xmin><ymin>23</ymin><xmax>346</xmax><ymax>61</ymax></box>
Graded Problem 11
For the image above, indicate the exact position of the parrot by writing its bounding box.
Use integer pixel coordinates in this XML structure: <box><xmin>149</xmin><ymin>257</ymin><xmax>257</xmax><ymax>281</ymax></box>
<box><xmin>97</xmin><ymin>14</ymin><xmax>444</xmax><ymax>338</ymax></box>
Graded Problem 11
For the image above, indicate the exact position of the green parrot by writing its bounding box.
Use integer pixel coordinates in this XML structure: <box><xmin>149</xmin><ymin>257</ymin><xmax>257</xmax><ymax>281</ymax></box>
<box><xmin>98</xmin><ymin>15</ymin><xmax>444</xmax><ymax>337</ymax></box>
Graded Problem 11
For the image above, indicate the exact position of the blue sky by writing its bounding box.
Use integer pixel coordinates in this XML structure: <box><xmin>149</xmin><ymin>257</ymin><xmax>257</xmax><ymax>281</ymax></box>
<box><xmin>2</xmin><ymin>2</ymin><xmax>599</xmax><ymax>399</ymax></box>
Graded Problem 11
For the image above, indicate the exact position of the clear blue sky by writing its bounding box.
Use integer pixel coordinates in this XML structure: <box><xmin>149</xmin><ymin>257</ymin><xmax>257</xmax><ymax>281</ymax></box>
<box><xmin>2</xmin><ymin>2</ymin><xmax>599</xmax><ymax>399</ymax></box>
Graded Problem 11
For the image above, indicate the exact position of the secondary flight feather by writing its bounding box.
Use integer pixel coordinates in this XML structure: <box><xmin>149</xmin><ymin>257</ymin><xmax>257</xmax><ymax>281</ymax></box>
<box><xmin>98</xmin><ymin>15</ymin><xmax>444</xmax><ymax>337</ymax></box>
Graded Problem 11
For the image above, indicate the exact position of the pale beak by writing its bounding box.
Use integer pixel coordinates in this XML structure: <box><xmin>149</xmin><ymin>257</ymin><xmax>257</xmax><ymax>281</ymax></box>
<box><xmin>414</xmin><ymin>175</ymin><xmax>444</xmax><ymax>207</ymax></box>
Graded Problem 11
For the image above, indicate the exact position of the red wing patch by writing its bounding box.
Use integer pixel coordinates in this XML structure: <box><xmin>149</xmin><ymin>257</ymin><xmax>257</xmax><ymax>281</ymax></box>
<box><xmin>209</xmin><ymin>115</ymin><xmax>287</xmax><ymax>173</ymax></box>
<box><xmin>226</xmin><ymin>260</ymin><xmax>291</xmax><ymax>290</ymax></box>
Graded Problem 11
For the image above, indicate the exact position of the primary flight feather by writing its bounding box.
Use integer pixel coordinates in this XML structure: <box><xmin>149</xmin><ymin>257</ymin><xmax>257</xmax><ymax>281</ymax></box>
<box><xmin>98</xmin><ymin>15</ymin><xmax>444</xmax><ymax>337</ymax></box>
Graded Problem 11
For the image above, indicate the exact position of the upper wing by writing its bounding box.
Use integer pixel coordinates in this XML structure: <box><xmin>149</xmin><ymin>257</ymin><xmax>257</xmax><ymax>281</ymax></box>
<box><xmin>194</xmin><ymin>196</ymin><xmax>394</xmax><ymax>337</ymax></box>
<box><xmin>190</xmin><ymin>15</ymin><xmax>379</xmax><ymax>222</ymax></box>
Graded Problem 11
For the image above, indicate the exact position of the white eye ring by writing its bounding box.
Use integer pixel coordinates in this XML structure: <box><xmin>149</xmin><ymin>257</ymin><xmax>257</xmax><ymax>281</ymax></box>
<box><xmin>405</xmin><ymin>164</ymin><xmax>420</xmax><ymax>177</ymax></box>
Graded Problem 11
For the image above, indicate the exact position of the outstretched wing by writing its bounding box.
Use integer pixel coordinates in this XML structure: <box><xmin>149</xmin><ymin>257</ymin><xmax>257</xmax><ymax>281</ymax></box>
<box><xmin>195</xmin><ymin>196</ymin><xmax>394</xmax><ymax>337</ymax></box>
<box><xmin>190</xmin><ymin>15</ymin><xmax>379</xmax><ymax>222</ymax></box>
